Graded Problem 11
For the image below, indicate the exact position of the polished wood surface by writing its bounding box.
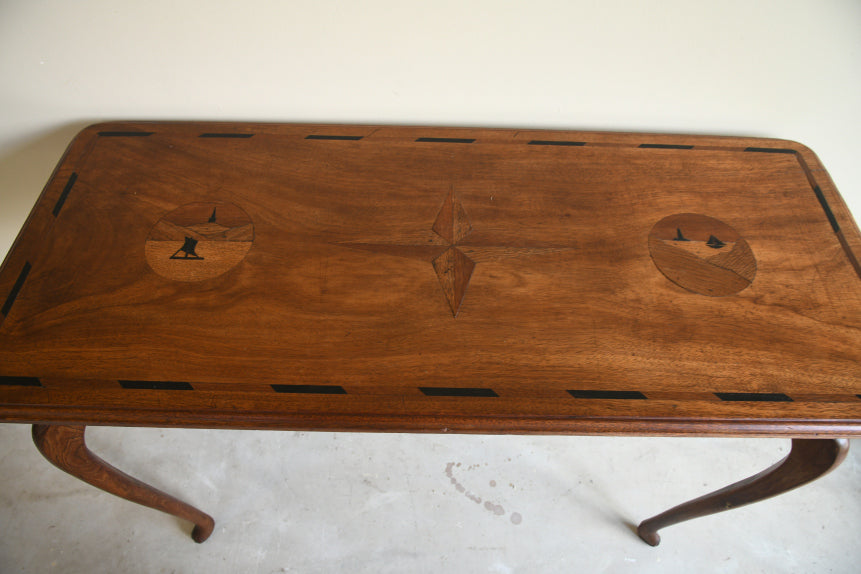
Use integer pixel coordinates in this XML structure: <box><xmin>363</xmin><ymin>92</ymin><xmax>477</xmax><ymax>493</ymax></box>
<box><xmin>1</xmin><ymin>122</ymin><xmax>859</xmax><ymax>435</ymax></box>
<box><xmin>32</xmin><ymin>424</ymin><xmax>214</xmax><ymax>542</ymax></box>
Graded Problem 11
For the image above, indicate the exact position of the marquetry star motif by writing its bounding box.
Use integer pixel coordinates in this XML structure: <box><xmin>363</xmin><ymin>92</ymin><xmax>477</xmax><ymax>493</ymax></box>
<box><xmin>429</xmin><ymin>190</ymin><xmax>476</xmax><ymax>316</ymax></box>
<box><xmin>342</xmin><ymin>188</ymin><xmax>567</xmax><ymax>317</ymax></box>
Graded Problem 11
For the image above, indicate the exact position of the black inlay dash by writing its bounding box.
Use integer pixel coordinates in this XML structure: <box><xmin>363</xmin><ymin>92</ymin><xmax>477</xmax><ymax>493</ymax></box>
<box><xmin>97</xmin><ymin>131</ymin><xmax>154</xmax><ymax>137</ymax></box>
<box><xmin>568</xmin><ymin>390</ymin><xmax>647</xmax><ymax>400</ymax></box>
<box><xmin>812</xmin><ymin>185</ymin><xmax>841</xmax><ymax>233</ymax></box>
<box><xmin>0</xmin><ymin>376</ymin><xmax>42</xmax><ymax>387</ymax></box>
<box><xmin>419</xmin><ymin>387</ymin><xmax>498</xmax><ymax>397</ymax></box>
<box><xmin>1</xmin><ymin>262</ymin><xmax>31</xmax><ymax>317</ymax></box>
<box><xmin>743</xmin><ymin>147</ymin><xmax>797</xmax><ymax>154</ymax></box>
<box><xmin>119</xmin><ymin>380</ymin><xmax>194</xmax><ymax>391</ymax></box>
<box><xmin>415</xmin><ymin>137</ymin><xmax>476</xmax><ymax>144</ymax></box>
<box><xmin>856</xmin><ymin>394</ymin><xmax>861</xmax><ymax>400</ymax></box>
<box><xmin>52</xmin><ymin>172</ymin><xmax>78</xmax><ymax>216</ymax></box>
<box><xmin>528</xmin><ymin>140</ymin><xmax>586</xmax><ymax>147</ymax></box>
<box><xmin>271</xmin><ymin>384</ymin><xmax>347</xmax><ymax>394</ymax></box>
<box><xmin>639</xmin><ymin>143</ymin><xmax>694</xmax><ymax>150</ymax></box>
<box><xmin>199</xmin><ymin>133</ymin><xmax>254</xmax><ymax>139</ymax></box>
<box><xmin>305</xmin><ymin>135</ymin><xmax>364</xmax><ymax>141</ymax></box>
<box><xmin>715</xmin><ymin>392</ymin><xmax>793</xmax><ymax>402</ymax></box>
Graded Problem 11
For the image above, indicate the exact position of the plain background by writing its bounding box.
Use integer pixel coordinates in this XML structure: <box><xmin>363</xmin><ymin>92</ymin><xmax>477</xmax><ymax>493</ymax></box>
<box><xmin>0</xmin><ymin>2</ymin><xmax>859</xmax><ymax>573</ymax></box>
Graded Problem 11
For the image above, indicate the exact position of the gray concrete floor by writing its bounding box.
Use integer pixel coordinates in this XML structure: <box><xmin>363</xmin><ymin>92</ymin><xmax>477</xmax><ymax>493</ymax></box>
<box><xmin>0</xmin><ymin>426</ymin><xmax>858</xmax><ymax>573</ymax></box>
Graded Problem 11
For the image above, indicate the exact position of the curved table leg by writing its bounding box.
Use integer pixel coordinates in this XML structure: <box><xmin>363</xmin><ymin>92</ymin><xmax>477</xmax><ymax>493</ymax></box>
<box><xmin>32</xmin><ymin>424</ymin><xmax>215</xmax><ymax>543</ymax></box>
<box><xmin>636</xmin><ymin>438</ymin><xmax>849</xmax><ymax>546</ymax></box>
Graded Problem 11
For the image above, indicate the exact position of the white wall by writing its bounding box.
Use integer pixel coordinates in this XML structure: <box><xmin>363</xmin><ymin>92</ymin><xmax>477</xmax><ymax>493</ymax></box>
<box><xmin>1</xmin><ymin>0</ymin><xmax>860</xmax><ymax>256</ymax></box>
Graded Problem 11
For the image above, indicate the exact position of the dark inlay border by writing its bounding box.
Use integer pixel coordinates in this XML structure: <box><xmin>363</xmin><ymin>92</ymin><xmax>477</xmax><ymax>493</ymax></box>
<box><xmin>812</xmin><ymin>185</ymin><xmax>840</xmax><ymax>233</ymax></box>
<box><xmin>52</xmin><ymin>172</ymin><xmax>78</xmax><ymax>217</ymax></box>
<box><xmin>715</xmin><ymin>392</ymin><xmax>793</xmax><ymax>402</ymax></box>
<box><xmin>1</xmin><ymin>262</ymin><xmax>32</xmax><ymax>317</ymax></box>
<box><xmin>97</xmin><ymin>131</ymin><xmax>154</xmax><ymax>137</ymax></box>
<box><xmin>271</xmin><ymin>384</ymin><xmax>347</xmax><ymax>394</ymax></box>
<box><xmin>119</xmin><ymin>380</ymin><xmax>194</xmax><ymax>391</ymax></box>
<box><xmin>415</xmin><ymin>137</ymin><xmax>476</xmax><ymax>144</ymax></box>
<box><xmin>419</xmin><ymin>387</ymin><xmax>498</xmax><ymax>397</ymax></box>
<box><xmin>639</xmin><ymin>143</ymin><xmax>693</xmax><ymax>150</ymax></box>
<box><xmin>743</xmin><ymin>147</ymin><xmax>797</xmax><ymax>154</ymax></box>
<box><xmin>792</xmin><ymin>152</ymin><xmax>861</xmax><ymax>280</ymax></box>
<box><xmin>305</xmin><ymin>135</ymin><xmax>364</xmax><ymax>141</ymax></box>
<box><xmin>199</xmin><ymin>133</ymin><xmax>254</xmax><ymax>139</ymax></box>
<box><xmin>568</xmin><ymin>390</ymin><xmax>648</xmax><ymax>400</ymax></box>
<box><xmin>0</xmin><ymin>376</ymin><xmax>42</xmax><ymax>387</ymax></box>
<box><xmin>528</xmin><ymin>140</ymin><xmax>586</xmax><ymax>147</ymax></box>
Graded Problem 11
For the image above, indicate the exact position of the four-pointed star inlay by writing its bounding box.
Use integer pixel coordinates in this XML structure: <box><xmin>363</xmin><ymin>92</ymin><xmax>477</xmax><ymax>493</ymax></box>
<box><xmin>342</xmin><ymin>189</ymin><xmax>568</xmax><ymax>317</ymax></box>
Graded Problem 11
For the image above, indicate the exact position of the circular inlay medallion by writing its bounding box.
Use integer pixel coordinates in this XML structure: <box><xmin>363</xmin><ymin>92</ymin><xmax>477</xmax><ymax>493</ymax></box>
<box><xmin>145</xmin><ymin>202</ymin><xmax>254</xmax><ymax>281</ymax></box>
<box><xmin>649</xmin><ymin>213</ymin><xmax>756</xmax><ymax>296</ymax></box>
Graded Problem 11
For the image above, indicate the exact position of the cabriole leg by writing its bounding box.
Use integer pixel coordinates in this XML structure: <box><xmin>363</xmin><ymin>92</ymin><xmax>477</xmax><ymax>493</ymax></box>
<box><xmin>637</xmin><ymin>438</ymin><xmax>849</xmax><ymax>546</ymax></box>
<box><xmin>32</xmin><ymin>424</ymin><xmax>215</xmax><ymax>543</ymax></box>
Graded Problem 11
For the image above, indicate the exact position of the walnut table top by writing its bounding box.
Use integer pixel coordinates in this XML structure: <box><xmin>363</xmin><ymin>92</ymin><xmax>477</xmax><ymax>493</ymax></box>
<box><xmin>1</xmin><ymin>122</ymin><xmax>859</xmax><ymax>436</ymax></box>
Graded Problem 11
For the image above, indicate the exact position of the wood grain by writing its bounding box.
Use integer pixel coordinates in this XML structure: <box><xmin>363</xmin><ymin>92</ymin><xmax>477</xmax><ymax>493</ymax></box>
<box><xmin>637</xmin><ymin>438</ymin><xmax>850</xmax><ymax>545</ymax></box>
<box><xmin>0</xmin><ymin>122</ymin><xmax>859</xmax><ymax>436</ymax></box>
<box><xmin>32</xmin><ymin>424</ymin><xmax>214</xmax><ymax>542</ymax></box>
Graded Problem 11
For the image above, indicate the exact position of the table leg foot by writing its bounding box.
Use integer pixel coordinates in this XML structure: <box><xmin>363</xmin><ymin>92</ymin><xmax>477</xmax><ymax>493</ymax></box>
<box><xmin>636</xmin><ymin>438</ymin><xmax>849</xmax><ymax>546</ymax></box>
<box><xmin>32</xmin><ymin>424</ymin><xmax>215</xmax><ymax>543</ymax></box>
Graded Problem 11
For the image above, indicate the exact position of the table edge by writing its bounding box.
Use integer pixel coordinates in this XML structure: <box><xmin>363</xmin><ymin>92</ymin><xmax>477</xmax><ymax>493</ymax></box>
<box><xmin>1</xmin><ymin>406</ymin><xmax>859</xmax><ymax>438</ymax></box>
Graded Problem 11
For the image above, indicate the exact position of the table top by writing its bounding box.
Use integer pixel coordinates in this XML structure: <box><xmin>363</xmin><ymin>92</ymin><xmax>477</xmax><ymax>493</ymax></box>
<box><xmin>1</xmin><ymin>122</ymin><xmax>859</xmax><ymax>436</ymax></box>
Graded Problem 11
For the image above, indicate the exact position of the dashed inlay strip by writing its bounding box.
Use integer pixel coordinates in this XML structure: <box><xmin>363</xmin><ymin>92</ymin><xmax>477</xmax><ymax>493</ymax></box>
<box><xmin>415</xmin><ymin>137</ymin><xmax>476</xmax><ymax>144</ymax></box>
<box><xmin>52</xmin><ymin>172</ymin><xmax>78</xmax><ymax>217</ymax></box>
<box><xmin>638</xmin><ymin>143</ymin><xmax>693</xmax><ymax>150</ymax></box>
<box><xmin>119</xmin><ymin>380</ymin><xmax>194</xmax><ymax>391</ymax></box>
<box><xmin>97</xmin><ymin>131</ymin><xmax>154</xmax><ymax>137</ymax></box>
<box><xmin>419</xmin><ymin>387</ymin><xmax>499</xmax><ymax>397</ymax></box>
<box><xmin>812</xmin><ymin>185</ymin><xmax>841</xmax><ymax>233</ymax></box>
<box><xmin>714</xmin><ymin>392</ymin><xmax>793</xmax><ymax>402</ymax></box>
<box><xmin>0</xmin><ymin>376</ymin><xmax>42</xmax><ymax>387</ymax></box>
<box><xmin>10</xmin><ymin>378</ymin><xmax>858</xmax><ymax>404</ymax></box>
<box><xmin>271</xmin><ymin>384</ymin><xmax>347</xmax><ymax>394</ymax></box>
<box><xmin>305</xmin><ymin>135</ymin><xmax>363</xmax><ymax>141</ymax></box>
<box><xmin>568</xmin><ymin>390</ymin><xmax>648</xmax><ymax>400</ymax></box>
<box><xmin>744</xmin><ymin>147</ymin><xmax>796</xmax><ymax>154</ymax></box>
<box><xmin>1</xmin><ymin>262</ymin><xmax>31</xmax><ymax>317</ymax></box>
<box><xmin>528</xmin><ymin>140</ymin><xmax>586</xmax><ymax>147</ymax></box>
<box><xmin>199</xmin><ymin>133</ymin><xmax>254</xmax><ymax>139</ymax></box>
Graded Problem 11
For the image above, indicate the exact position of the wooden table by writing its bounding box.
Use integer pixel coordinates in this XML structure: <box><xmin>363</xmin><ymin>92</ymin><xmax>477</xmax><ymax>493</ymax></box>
<box><xmin>1</xmin><ymin>122</ymin><xmax>858</xmax><ymax>546</ymax></box>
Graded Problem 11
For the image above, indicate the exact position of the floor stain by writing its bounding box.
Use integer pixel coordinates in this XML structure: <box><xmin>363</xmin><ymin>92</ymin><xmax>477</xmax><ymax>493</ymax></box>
<box><xmin>446</xmin><ymin>462</ymin><xmax>481</xmax><ymax>504</ymax></box>
<box><xmin>444</xmin><ymin>462</ymin><xmax>523</xmax><ymax>525</ymax></box>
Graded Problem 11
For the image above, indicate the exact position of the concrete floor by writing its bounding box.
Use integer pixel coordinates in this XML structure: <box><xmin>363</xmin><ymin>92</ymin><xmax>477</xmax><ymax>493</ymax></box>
<box><xmin>0</xmin><ymin>426</ymin><xmax>858</xmax><ymax>573</ymax></box>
